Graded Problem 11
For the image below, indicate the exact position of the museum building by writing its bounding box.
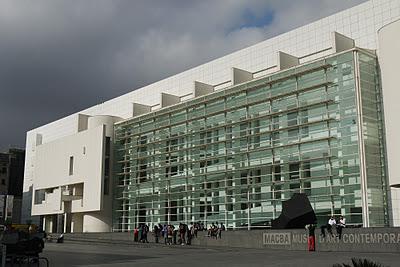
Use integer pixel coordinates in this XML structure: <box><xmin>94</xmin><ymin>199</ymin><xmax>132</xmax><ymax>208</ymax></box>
<box><xmin>22</xmin><ymin>0</ymin><xmax>400</xmax><ymax>232</ymax></box>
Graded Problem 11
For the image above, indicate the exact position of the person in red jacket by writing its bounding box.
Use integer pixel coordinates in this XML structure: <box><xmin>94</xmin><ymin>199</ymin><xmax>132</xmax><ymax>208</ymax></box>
<box><xmin>305</xmin><ymin>224</ymin><xmax>316</xmax><ymax>251</ymax></box>
<box><xmin>133</xmin><ymin>227</ymin><xmax>139</xmax><ymax>242</ymax></box>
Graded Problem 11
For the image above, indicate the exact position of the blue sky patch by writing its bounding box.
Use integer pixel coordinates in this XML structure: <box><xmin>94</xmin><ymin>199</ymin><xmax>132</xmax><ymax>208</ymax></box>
<box><xmin>234</xmin><ymin>8</ymin><xmax>275</xmax><ymax>31</ymax></box>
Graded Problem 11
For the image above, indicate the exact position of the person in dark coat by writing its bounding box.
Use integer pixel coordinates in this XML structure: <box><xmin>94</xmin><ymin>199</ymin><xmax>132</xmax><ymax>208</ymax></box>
<box><xmin>186</xmin><ymin>224</ymin><xmax>192</xmax><ymax>245</ymax></box>
<box><xmin>143</xmin><ymin>224</ymin><xmax>149</xmax><ymax>243</ymax></box>
<box><xmin>153</xmin><ymin>225</ymin><xmax>159</xmax><ymax>243</ymax></box>
<box><xmin>336</xmin><ymin>216</ymin><xmax>346</xmax><ymax>239</ymax></box>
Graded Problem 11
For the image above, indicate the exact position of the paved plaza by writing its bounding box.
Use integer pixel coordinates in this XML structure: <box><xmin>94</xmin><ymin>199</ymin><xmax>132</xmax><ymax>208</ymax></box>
<box><xmin>39</xmin><ymin>241</ymin><xmax>400</xmax><ymax>267</ymax></box>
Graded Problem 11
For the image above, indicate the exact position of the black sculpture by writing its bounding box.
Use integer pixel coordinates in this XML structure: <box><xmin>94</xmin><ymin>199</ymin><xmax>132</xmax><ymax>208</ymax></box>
<box><xmin>271</xmin><ymin>193</ymin><xmax>317</xmax><ymax>229</ymax></box>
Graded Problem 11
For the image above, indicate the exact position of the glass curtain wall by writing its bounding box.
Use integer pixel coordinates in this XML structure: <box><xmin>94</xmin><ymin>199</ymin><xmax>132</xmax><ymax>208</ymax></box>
<box><xmin>112</xmin><ymin>49</ymin><xmax>388</xmax><ymax>231</ymax></box>
<box><xmin>358</xmin><ymin>51</ymin><xmax>388</xmax><ymax>226</ymax></box>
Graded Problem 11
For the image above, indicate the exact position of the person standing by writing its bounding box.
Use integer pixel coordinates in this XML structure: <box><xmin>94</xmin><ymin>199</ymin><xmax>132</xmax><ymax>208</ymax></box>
<box><xmin>138</xmin><ymin>224</ymin><xmax>143</xmax><ymax>242</ymax></box>
<box><xmin>186</xmin><ymin>224</ymin><xmax>192</xmax><ymax>245</ymax></box>
<box><xmin>194</xmin><ymin>222</ymin><xmax>198</xmax><ymax>238</ymax></box>
<box><xmin>219</xmin><ymin>223</ymin><xmax>225</xmax><ymax>239</ymax></box>
<box><xmin>305</xmin><ymin>224</ymin><xmax>316</xmax><ymax>251</ymax></box>
<box><xmin>173</xmin><ymin>226</ymin><xmax>177</xmax><ymax>245</ymax></box>
<box><xmin>167</xmin><ymin>225</ymin><xmax>173</xmax><ymax>245</ymax></box>
<box><xmin>213</xmin><ymin>222</ymin><xmax>218</xmax><ymax>239</ymax></box>
<box><xmin>190</xmin><ymin>223</ymin><xmax>195</xmax><ymax>240</ymax></box>
<box><xmin>179</xmin><ymin>223</ymin><xmax>186</xmax><ymax>245</ymax></box>
<box><xmin>163</xmin><ymin>224</ymin><xmax>168</xmax><ymax>245</ymax></box>
<box><xmin>153</xmin><ymin>224</ymin><xmax>159</xmax><ymax>243</ymax></box>
<box><xmin>144</xmin><ymin>224</ymin><xmax>149</xmax><ymax>243</ymax></box>
<box><xmin>133</xmin><ymin>227</ymin><xmax>139</xmax><ymax>242</ymax></box>
<box><xmin>336</xmin><ymin>216</ymin><xmax>346</xmax><ymax>239</ymax></box>
<box><xmin>327</xmin><ymin>216</ymin><xmax>336</xmax><ymax>237</ymax></box>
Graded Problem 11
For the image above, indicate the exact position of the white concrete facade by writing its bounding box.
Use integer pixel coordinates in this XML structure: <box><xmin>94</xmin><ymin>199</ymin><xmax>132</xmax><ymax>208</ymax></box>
<box><xmin>23</xmin><ymin>0</ymin><xmax>400</xmax><ymax>231</ymax></box>
<box><xmin>28</xmin><ymin>115</ymin><xmax>121</xmax><ymax>232</ymax></box>
<box><xmin>378</xmin><ymin>18</ymin><xmax>400</xmax><ymax>226</ymax></box>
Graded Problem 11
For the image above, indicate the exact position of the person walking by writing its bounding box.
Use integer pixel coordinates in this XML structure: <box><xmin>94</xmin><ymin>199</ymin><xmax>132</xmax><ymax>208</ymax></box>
<box><xmin>305</xmin><ymin>224</ymin><xmax>316</xmax><ymax>251</ymax></box>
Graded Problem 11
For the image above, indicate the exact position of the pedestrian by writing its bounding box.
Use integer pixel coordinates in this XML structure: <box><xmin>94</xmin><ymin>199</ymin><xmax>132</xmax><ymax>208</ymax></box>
<box><xmin>173</xmin><ymin>226</ymin><xmax>177</xmax><ymax>244</ymax></box>
<box><xmin>213</xmin><ymin>223</ymin><xmax>218</xmax><ymax>239</ymax></box>
<box><xmin>328</xmin><ymin>216</ymin><xmax>336</xmax><ymax>237</ymax></box>
<box><xmin>134</xmin><ymin>227</ymin><xmax>139</xmax><ymax>242</ymax></box>
<box><xmin>167</xmin><ymin>225</ymin><xmax>173</xmax><ymax>245</ymax></box>
<box><xmin>336</xmin><ymin>216</ymin><xmax>346</xmax><ymax>239</ymax></box>
<box><xmin>138</xmin><ymin>224</ymin><xmax>143</xmax><ymax>242</ymax></box>
<box><xmin>144</xmin><ymin>224</ymin><xmax>149</xmax><ymax>243</ymax></box>
<box><xmin>187</xmin><ymin>224</ymin><xmax>192</xmax><ymax>245</ymax></box>
<box><xmin>163</xmin><ymin>224</ymin><xmax>168</xmax><ymax>244</ymax></box>
<box><xmin>208</xmin><ymin>223</ymin><xmax>215</xmax><ymax>237</ymax></box>
<box><xmin>179</xmin><ymin>223</ymin><xmax>186</xmax><ymax>245</ymax></box>
<box><xmin>194</xmin><ymin>222</ymin><xmax>198</xmax><ymax>238</ymax></box>
<box><xmin>154</xmin><ymin>224</ymin><xmax>159</xmax><ymax>243</ymax></box>
<box><xmin>212</xmin><ymin>223</ymin><xmax>218</xmax><ymax>239</ymax></box>
<box><xmin>320</xmin><ymin>224</ymin><xmax>326</xmax><ymax>238</ymax></box>
<box><xmin>305</xmin><ymin>224</ymin><xmax>316</xmax><ymax>251</ymax></box>
<box><xmin>190</xmin><ymin>223</ymin><xmax>195</xmax><ymax>239</ymax></box>
<box><xmin>219</xmin><ymin>222</ymin><xmax>225</xmax><ymax>239</ymax></box>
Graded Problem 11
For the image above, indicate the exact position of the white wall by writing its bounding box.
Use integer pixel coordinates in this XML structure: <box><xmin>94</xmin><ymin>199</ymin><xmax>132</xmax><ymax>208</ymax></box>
<box><xmin>378</xmin><ymin>18</ymin><xmax>400</xmax><ymax>226</ymax></box>
<box><xmin>33</xmin><ymin>187</ymin><xmax>63</xmax><ymax>215</ymax></box>
<box><xmin>71</xmin><ymin>213</ymin><xmax>83</xmax><ymax>232</ymax></box>
<box><xmin>32</xmin><ymin>124</ymin><xmax>105</xmax><ymax>215</ymax></box>
<box><xmin>83</xmin><ymin>211</ymin><xmax>111</xmax><ymax>232</ymax></box>
<box><xmin>43</xmin><ymin>215</ymin><xmax>53</xmax><ymax>233</ymax></box>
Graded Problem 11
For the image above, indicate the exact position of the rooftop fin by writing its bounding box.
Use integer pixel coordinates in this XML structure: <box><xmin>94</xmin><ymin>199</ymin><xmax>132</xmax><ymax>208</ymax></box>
<box><xmin>77</xmin><ymin>114</ymin><xmax>90</xmax><ymax>132</ymax></box>
<box><xmin>132</xmin><ymin>103</ymin><xmax>152</xmax><ymax>117</ymax></box>
<box><xmin>332</xmin><ymin>31</ymin><xmax>355</xmax><ymax>53</ymax></box>
<box><xmin>232</xmin><ymin>67</ymin><xmax>253</xmax><ymax>85</ymax></box>
<box><xmin>161</xmin><ymin>92</ymin><xmax>180</xmax><ymax>108</ymax></box>
<box><xmin>194</xmin><ymin>81</ymin><xmax>214</xmax><ymax>97</ymax></box>
<box><xmin>35</xmin><ymin>133</ymin><xmax>43</xmax><ymax>147</ymax></box>
<box><xmin>278</xmin><ymin>51</ymin><xmax>299</xmax><ymax>70</ymax></box>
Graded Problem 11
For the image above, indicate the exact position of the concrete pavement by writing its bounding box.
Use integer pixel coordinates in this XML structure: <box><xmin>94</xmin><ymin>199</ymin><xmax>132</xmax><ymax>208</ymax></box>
<box><xmin>39</xmin><ymin>241</ymin><xmax>400</xmax><ymax>267</ymax></box>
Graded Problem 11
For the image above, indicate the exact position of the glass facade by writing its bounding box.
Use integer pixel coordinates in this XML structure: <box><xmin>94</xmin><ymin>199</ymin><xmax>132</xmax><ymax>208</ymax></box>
<box><xmin>112</xmin><ymin>49</ymin><xmax>388</xmax><ymax>231</ymax></box>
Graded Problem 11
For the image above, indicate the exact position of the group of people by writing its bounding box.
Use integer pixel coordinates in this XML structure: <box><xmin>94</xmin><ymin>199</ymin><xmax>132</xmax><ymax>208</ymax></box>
<box><xmin>133</xmin><ymin>223</ymin><xmax>150</xmax><ymax>243</ymax></box>
<box><xmin>305</xmin><ymin>215</ymin><xmax>346</xmax><ymax>252</ymax></box>
<box><xmin>321</xmin><ymin>215</ymin><xmax>346</xmax><ymax>239</ymax></box>
<box><xmin>207</xmin><ymin>222</ymin><xmax>225</xmax><ymax>239</ymax></box>
<box><xmin>158</xmin><ymin>223</ymin><xmax>194</xmax><ymax>245</ymax></box>
<box><xmin>133</xmin><ymin>221</ymin><xmax>225</xmax><ymax>246</ymax></box>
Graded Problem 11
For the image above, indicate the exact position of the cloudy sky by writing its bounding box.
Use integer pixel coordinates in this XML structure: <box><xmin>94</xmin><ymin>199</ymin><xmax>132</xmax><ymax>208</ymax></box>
<box><xmin>0</xmin><ymin>0</ymin><xmax>366</xmax><ymax>151</ymax></box>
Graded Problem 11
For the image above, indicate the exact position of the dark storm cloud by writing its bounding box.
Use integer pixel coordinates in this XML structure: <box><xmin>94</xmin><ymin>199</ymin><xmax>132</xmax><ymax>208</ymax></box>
<box><xmin>0</xmin><ymin>0</ymin><xmax>365</xmax><ymax>150</ymax></box>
